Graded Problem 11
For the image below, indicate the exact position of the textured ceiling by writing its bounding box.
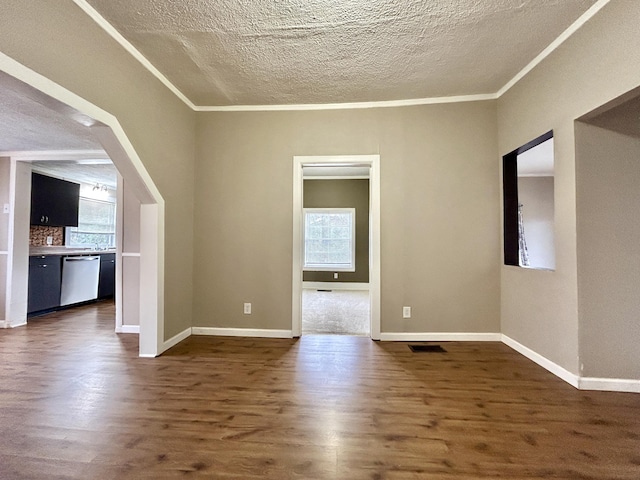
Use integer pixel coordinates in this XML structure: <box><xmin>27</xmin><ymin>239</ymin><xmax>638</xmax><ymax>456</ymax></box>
<box><xmin>31</xmin><ymin>161</ymin><xmax>118</xmax><ymax>189</ymax></box>
<box><xmin>0</xmin><ymin>72</ymin><xmax>103</xmax><ymax>152</ymax></box>
<box><xmin>0</xmin><ymin>71</ymin><xmax>115</xmax><ymax>188</ymax></box>
<box><xmin>86</xmin><ymin>0</ymin><xmax>597</xmax><ymax>106</ymax></box>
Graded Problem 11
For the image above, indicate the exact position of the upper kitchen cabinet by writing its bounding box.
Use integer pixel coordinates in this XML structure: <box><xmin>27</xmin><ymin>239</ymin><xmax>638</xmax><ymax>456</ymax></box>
<box><xmin>30</xmin><ymin>172</ymin><xmax>80</xmax><ymax>227</ymax></box>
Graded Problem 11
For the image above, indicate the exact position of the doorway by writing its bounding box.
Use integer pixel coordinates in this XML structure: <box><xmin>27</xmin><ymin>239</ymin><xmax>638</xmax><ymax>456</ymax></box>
<box><xmin>0</xmin><ymin>57</ymin><xmax>164</xmax><ymax>357</ymax></box>
<box><xmin>292</xmin><ymin>155</ymin><xmax>381</xmax><ymax>339</ymax></box>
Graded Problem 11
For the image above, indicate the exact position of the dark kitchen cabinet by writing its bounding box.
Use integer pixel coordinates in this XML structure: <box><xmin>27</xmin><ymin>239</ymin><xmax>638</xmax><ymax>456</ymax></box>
<box><xmin>28</xmin><ymin>255</ymin><xmax>62</xmax><ymax>313</ymax></box>
<box><xmin>98</xmin><ymin>253</ymin><xmax>116</xmax><ymax>299</ymax></box>
<box><xmin>30</xmin><ymin>172</ymin><xmax>80</xmax><ymax>227</ymax></box>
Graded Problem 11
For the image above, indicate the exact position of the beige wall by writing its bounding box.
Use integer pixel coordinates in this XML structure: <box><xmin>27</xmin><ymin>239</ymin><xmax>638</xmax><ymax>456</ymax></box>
<box><xmin>498</xmin><ymin>0</ymin><xmax>640</xmax><ymax>374</ymax></box>
<box><xmin>0</xmin><ymin>157</ymin><xmax>9</xmax><ymax>318</ymax></box>
<box><xmin>122</xmin><ymin>180</ymin><xmax>141</xmax><ymax>327</ymax></box>
<box><xmin>576</xmin><ymin>123</ymin><xmax>640</xmax><ymax>379</ymax></box>
<box><xmin>303</xmin><ymin>179</ymin><xmax>369</xmax><ymax>283</ymax></box>
<box><xmin>0</xmin><ymin>158</ymin><xmax>9</xmax><ymax>252</ymax></box>
<box><xmin>194</xmin><ymin>102</ymin><xmax>500</xmax><ymax>333</ymax></box>
<box><xmin>518</xmin><ymin>176</ymin><xmax>555</xmax><ymax>270</ymax></box>
<box><xmin>0</xmin><ymin>1</ymin><xmax>196</xmax><ymax>339</ymax></box>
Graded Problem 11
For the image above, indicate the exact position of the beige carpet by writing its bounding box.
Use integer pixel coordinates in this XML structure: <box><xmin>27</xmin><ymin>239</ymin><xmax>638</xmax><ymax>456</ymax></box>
<box><xmin>302</xmin><ymin>288</ymin><xmax>370</xmax><ymax>336</ymax></box>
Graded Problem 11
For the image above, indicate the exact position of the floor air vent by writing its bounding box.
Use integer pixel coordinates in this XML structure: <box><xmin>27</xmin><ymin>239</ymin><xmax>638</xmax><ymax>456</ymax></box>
<box><xmin>409</xmin><ymin>344</ymin><xmax>446</xmax><ymax>353</ymax></box>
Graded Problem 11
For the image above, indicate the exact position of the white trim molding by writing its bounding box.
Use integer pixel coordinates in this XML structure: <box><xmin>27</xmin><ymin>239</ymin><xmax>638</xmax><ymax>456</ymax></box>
<box><xmin>71</xmin><ymin>0</ymin><xmax>195</xmax><ymax>110</ymax></box>
<box><xmin>115</xmin><ymin>173</ymin><xmax>124</xmax><ymax>335</ymax></box>
<box><xmin>0</xmin><ymin>51</ymin><xmax>166</xmax><ymax>358</ymax></box>
<box><xmin>501</xmin><ymin>335</ymin><xmax>640</xmax><ymax>393</ymax></box>
<box><xmin>303</xmin><ymin>282</ymin><xmax>370</xmax><ymax>291</ymax></box>
<box><xmin>293</xmin><ymin>155</ymin><xmax>381</xmax><ymax>340</ymax></box>
<box><xmin>72</xmin><ymin>0</ymin><xmax>610</xmax><ymax>111</ymax></box>
<box><xmin>380</xmin><ymin>332</ymin><xmax>502</xmax><ymax>342</ymax></box>
<box><xmin>501</xmin><ymin>335</ymin><xmax>581</xmax><ymax>389</ymax></box>
<box><xmin>161</xmin><ymin>327</ymin><xmax>192</xmax><ymax>353</ymax></box>
<box><xmin>198</xmin><ymin>94</ymin><xmax>497</xmax><ymax>112</ymax></box>
<box><xmin>192</xmin><ymin>327</ymin><xmax>293</xmax><ymax>339</ymax></box>
<box><xmin>578</xmin><ymin>377</ymin><xmax>640</xmax><ymax>393</ymax></box>
<box><xmin>115</xmin><ymin>325</ymin><xmax>140</xmax><ymax>334</ymax></box>
<box><xmin>6</xmin><ymin>320</ymin><xmax>27</xmax><ymax>329</ymax></box>
<box><xmin>303</xmin><ymin>208</ymin><xmax>356</xmax><ymax>272</ymax></box>
<box><xmin>0</xmin><ymin>320</ymin><xmax>28</xmax><ymax>328</ymax></box>
<box><xmin>496</xmin><ymin>0</ymin><xmax>611</xmax><ymax>97</ymax></box>
<box><xmin>121</xmin><ymin>252</ymin><xmax>141</xmax><ymax>257</ymax></box>
<box><xmin>304</xmin><ymin>176</ymin><xmax>370</xmax><ymax>181</ymax></box>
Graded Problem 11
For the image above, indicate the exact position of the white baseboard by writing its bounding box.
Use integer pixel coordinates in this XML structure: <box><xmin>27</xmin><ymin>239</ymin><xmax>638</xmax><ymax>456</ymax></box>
<box><xmin>579</xmin><ymin>377</ymin><xmax>640</xmax><ymax>393</ymax></box>
<box><xmin>501</xmin><ymin>335</ymin><xmax>580</xmax><ymax>388</ymax></box>
<box><xmin>192</xmin><ymin>327</ymin><xmax>293</xmax><ymax>339</ymax></box>
<box><xmin>9</xmin><ymin>320</ymin><xmax>27</xmax><ymax>328</ymax></box>
<box><xmin>380</xmin><ymin>332</ymin><xmax>502</xmax><ymax>342</ymax></box>
<box><xmin>115</xmin><ymin>325</ymin><xmax>140</xmax><ymax>334</ymax></box>
<box><xmin>502</xmin><ymin>335</ymin><xmax>640</xmax><ymax>393</ymax></box>
<box><xmin>303</xmin><ymin>281</ymin><xmax>369</xmax><ymax>291</ymax></box>
<box><xmin>160</xmin><ymin>327</ymin><xmax>192</xmax><ymax>353</ymax></box>
<box><xmin>0</xmin><ymin>321</ymin><xmax>6</xmax><ymax>328</ymax></box>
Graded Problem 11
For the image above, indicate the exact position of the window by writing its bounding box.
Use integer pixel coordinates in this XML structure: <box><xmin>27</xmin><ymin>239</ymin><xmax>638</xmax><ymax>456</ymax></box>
<box><xmin>303</xmin><ymin>208</ymin><xmax>355</xmax><ymax>271</ymax></box>
<box><xmin>66</xmin><ymin>197</ymin><xmax>116</xmax><ymax>248</ymax></box>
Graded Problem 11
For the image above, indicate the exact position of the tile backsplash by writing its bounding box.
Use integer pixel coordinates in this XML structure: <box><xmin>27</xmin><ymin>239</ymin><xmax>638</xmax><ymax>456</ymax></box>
<box><xmin>30</xmin><ymin>225</ymin><xmax>64</xmax><ymax>246</ymax></box>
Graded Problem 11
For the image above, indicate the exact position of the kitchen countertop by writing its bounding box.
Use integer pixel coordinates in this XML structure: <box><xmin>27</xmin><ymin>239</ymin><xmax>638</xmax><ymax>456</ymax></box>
<box><xmin>29</xmin><ymin>247</ymin><xmax>116</xmax><ymax>257</ymax></box>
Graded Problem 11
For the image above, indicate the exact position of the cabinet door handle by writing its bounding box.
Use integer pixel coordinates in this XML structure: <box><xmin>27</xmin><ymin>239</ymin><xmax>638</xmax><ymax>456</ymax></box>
<box><xmin>38</xmin><ymin>265</ymin><xmax>48</xmax><ymax>268</ymax></box>
<box><xmin>40</xmin><ymin>215</ymin><xmax>46</xmax><ymax>223</ymax></box>
<box><xmin>46</xmin><ymin>215</ymin><xmax>49</xmax><ymax>223</ymax></box>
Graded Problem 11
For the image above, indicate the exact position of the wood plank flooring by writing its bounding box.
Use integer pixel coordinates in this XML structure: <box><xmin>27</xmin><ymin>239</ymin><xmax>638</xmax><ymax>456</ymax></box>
<box><xmin>1</xmin><ymin>302</ymin><xmax>639</xmax><ymax>479</ymax></box>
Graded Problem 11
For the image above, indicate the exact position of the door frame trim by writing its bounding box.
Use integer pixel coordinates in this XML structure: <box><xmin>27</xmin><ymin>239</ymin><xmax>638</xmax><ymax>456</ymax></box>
<box><xmin>292</xmin><ymin>155</ymin><xmax>381</xmax><ymax>339</ymax></box>
<box><xmin>0</xmin><ymin>52</ymin><xmax>164</xmax><ymax>357</ymax></box>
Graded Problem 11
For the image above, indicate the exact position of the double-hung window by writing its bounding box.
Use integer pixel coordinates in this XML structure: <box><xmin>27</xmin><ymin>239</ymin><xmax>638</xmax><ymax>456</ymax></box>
<box><xmin>303</xmin><ymin>208</ymin><xmax>355</xmax><ymax>272</ymax></box>
<box><xmin>65</xmin><ymin>197</ymin><xmax>116</xmax><ymax>248</ymax></box>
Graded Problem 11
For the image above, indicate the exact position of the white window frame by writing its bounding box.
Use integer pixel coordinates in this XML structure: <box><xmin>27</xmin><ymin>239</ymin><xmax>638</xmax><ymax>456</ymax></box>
<box><xmin>303</xmin><ymin>207</ymin><xmax>356</xmax><ymax>272</ymax></box>
<box><xmin>65</xmin><ymin>196</ymin><xmax>117</xmax><ymax>248</ymax></box>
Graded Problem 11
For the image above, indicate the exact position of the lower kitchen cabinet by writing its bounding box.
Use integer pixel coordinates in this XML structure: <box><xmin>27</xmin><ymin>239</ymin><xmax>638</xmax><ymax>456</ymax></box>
<box><xmin>28</xmin><ymin>255</ymin><xmax>62</xmax><ymax>313</ymax></box>
<box><xmin>98</xmin><ymin>253</ymin><xmax>116</xmax><ymax>299</ymax></box>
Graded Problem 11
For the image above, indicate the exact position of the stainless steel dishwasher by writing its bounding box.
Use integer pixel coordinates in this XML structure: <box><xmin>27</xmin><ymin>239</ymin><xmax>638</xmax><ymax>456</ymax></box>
<box><xmin>60</xmin><ymin>255</ymin><xmax>100</xmax><ymax>306</ymax></box>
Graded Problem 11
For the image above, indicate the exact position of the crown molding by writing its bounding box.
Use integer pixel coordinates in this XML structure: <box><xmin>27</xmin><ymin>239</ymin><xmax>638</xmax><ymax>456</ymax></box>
<box><xmin>497</xmin><ymin>0</ymin><xmax>611</xmax><ymax>97</ymax></box>
<box><xmin>72</xmin><ymin>0</ymin><xmax>196</xmax><ymax>110</ymax></box>
<box><xmin>74</xmin><ymin>0</ymin><xmax>610</xmax><ymax>112</ymax></box>
<box><xmin>195</xmin><ymin>93</ymin><xmax>498</xmax><ymax>112</ymax></box>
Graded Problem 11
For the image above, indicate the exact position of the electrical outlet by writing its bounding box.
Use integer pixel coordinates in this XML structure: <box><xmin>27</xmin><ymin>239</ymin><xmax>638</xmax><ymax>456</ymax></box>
<box><xmin>243</xmin><ymin>303</ymin><xmax>252</xmax><ymax>315</ymax></box>
<box><xmin>46</xmin><ymin>236</ymin><xmax>53</xmax><ymax>245</ymax></box>
<box><xmin>333</xmin><ymin>273</ymin><xmax>338</xmax><ymax>279</ymax></box>
<box><xmin>402</xmin><ymin>306</ymin><xmax>411</xmax><ymax>319</ymax></box>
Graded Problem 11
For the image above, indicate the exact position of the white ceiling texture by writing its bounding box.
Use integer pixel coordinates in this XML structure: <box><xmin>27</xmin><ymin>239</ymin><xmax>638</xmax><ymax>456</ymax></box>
<box><xmin>84</xmin><ymin>0</ymin><xmax>598</xmax><ymax>107</ymax></box>
<box><xmin>0</xmin><ymin>71</ymin><xmax>114</xmax><ymax>187</ymax></box>
<box><xmin>0</xmin><ymin>71</ymin><xmax>102</xmax><ymax>152</ymax></box>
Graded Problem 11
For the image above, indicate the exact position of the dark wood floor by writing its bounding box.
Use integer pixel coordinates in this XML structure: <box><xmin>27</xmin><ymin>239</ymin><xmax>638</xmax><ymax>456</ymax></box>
<box><xmin>1</xmin><ymin>302</ymin><xmax>639</xmax><ymax>479</ymax></box>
